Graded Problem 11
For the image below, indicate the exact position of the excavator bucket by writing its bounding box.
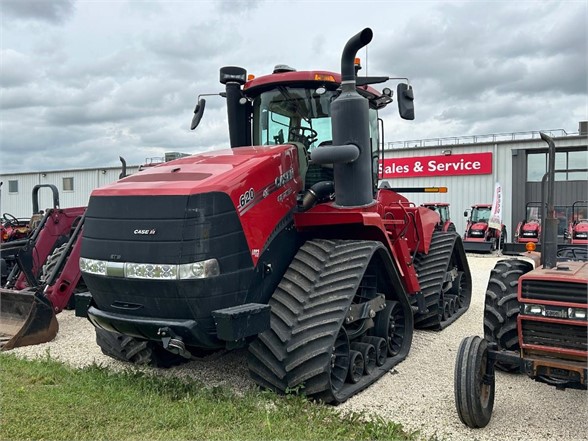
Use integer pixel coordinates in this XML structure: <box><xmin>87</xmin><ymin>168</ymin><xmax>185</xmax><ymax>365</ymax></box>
<box><xmin>0</xmin><ymin>289</ymin><xmax>58</xmax><ymax>351</ymax></box>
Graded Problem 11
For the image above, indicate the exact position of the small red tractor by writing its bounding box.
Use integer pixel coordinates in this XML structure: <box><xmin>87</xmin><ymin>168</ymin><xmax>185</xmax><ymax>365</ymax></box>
<box><xmin>75</xmin><ymin>28</ymin><xmax>472</xmax><ymax>403</ymax></box>
<box><xmin>454</xmin><ymin>133</ymin><xmax>587</xmax><ymax>428</ymax></box>
<box><xmin>565</xmin><ymin>200</ymin><xmax>588</xmax><ymax>245</ymax></box>
<box><xmin>513</xmin><ymin>202</ymin><xmax>543</xmax><ymax>244</ymax></box>
<box><xmin>422</xmin><ymin>202</ymin><xmax>456</xmax><ymax>232</ymax></box>
<box><xmin>0</xmin><ymin>185</ymin><xmax>86</xmax><ymax>350</ymax></box>
<box><xmin>463</xmin><ymin>204</ymin><xmax>507</xmax><ymax>252</ymax></box>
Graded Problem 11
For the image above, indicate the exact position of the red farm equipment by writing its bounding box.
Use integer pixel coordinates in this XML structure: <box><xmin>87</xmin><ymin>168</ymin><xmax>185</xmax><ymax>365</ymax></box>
<box><xmin>514</xmin><ymin>202</ymin><xmax>544</xmax><ymax>244</ymax></box>
<box><xmin>454</xmin><ymin>133</ymin><xmax>587</xmax><ymax>428</ymax></box>
<box><xmin>463</xmin><ymin>204</ymin><xmax>507</xmax><ymax>253</ymax></box>
<box><xmin>0</xmin><ymin>185</ymin><xmax>86</xmax><ymax>350</ymax></box>
<box><xmin>565</xmin><ymin>200</ymin><xmax>588</xmax><ymax>245</ymax></box>
<box><xmin>75</xmin><ymin>29</ymin><xmax>472</xmax><ymax>403</ymax></box>
<box><xmin>422</xmin><ymin>202</ymin><xmax>456</xmax><ymax>232</ymax></box>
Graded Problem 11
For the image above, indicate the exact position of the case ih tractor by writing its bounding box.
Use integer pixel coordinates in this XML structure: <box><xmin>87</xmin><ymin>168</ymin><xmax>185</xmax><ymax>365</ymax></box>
<box><xmin>565</xmin><ymin>200</ymin><xmax>588</xmax><ymax>245</ymax></box>
<box><xmin>454</xmin><ymin>133</ymin><xmax>587</xmax><ymax>428</ymax></box>
<box><xmin>0</xmin><ymin>185</ymin><xmax>86</xmax><ymax>350</ymax></box>
<box><xmin>77</xmin><ymin>29</ymin><xmax>471</xmax><ymax>403</ymax></box>
<box><xmin>463</xmin><ymin>204</ymin><xmax>507</xmax><ymax>252</ymax></box>
<box><xmin>513</xmin><ymin>202</ymin><xmax>544</xmax><ymax>244</ymax></box>
<box><xmin>422</xmin><ymin>202</ymin><xmax>456</xmax><ymax>232</ymax></box>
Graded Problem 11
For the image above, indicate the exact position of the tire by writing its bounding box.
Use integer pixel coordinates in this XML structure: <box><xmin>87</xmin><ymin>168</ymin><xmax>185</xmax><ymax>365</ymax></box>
<box><xmin>483</xmin><ymin>259</ymin><xmax>531</xmax><ymax>372</ymax></box>
<box><xmin>499</xmin><ymin>229</ymin><xmax>507</xmax><ymax>251</ymax></box>
<box><xmin>95</xmin><ymin>328</ymin><xmax>188</xmax><ymax>368</ymax></box>
<box><xmin>39</xmin><ymin>242</ymin><xmax>69</xmax><ymax>285</ymax></box>
<box><xmin>454</xmin><ymin>336</ymin><xmax>495</xmax><ymax>428</ymax></box>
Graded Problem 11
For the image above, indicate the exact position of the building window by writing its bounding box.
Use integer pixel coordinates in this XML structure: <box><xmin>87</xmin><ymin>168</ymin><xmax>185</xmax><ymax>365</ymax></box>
<box><xmin>8</xmin><ymin>180</ymin><xmax>18</xmax><ymax>193</ymax></box>
<box><xmin>63</xmin><ymin>177</ymin><xmax>74</xmax><ymax>191</ymax></box>
<box><xmin>527</xmin><ymin>150</ymin><xmax>588</xmax><ymax>182</ymax></box>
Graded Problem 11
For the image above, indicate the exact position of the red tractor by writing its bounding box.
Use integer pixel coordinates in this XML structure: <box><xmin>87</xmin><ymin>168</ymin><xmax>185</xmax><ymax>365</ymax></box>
<box><xmin>565</xmin><ymin>200</ymin><xmax>588</xmax><ymax>245</ymax></box>
<box><xmin>454</xmin><ymin>133</ymin><xmax>587</xmax><ymax>428</ymax></box>
<box><xmin>0</xmin><ymin>185</ymin><xmax>86</xmax><ymax>350</ymax></box>
<box><xmin>463</xmin><ymin>204</ymin><xmax>507</xmax><ymax>252</ymax></box>
<box><xmin>514</xmin><ymin>202</ymin><xmax>543</xmax><ymax>244</ymax></box>
<box><xmin>421</xmin><ymin>202</ymin><xmax>456</xmax><ymax>232</ymax></box>
<box><xmin>76</xmin><ymin>29</ymin><xmax>471</xmax><ymax>403</ymax></box>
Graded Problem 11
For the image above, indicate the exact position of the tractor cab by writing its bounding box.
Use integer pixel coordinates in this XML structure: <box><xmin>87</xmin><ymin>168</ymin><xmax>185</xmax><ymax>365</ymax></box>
<box><xmin>191</xmin><ymin>62</ymin><xmax>413</xmax><ymax>191</ymax></box>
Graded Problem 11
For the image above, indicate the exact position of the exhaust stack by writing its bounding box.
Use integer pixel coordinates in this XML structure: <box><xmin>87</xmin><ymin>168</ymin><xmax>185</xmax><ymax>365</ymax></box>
<box><xmin>312</xmin><ymin>28</ymin><xmax>374</xmax><ymax>207</ymax></box>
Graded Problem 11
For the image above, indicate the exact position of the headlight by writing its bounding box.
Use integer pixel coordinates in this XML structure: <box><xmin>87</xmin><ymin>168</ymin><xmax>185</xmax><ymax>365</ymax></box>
<box><xmin>523</xmin><ymin>304</ymin><xmax>545</xmax><ymax>316</ymax></box>
<box><xmin>80</xmin><ymin>257</ymin><xmax>220</xmax><ymax>280</ymax></box>
<box><xmin>79</xmin><ymin>257</ymin><xmax>107</xmax><ymax>276</ymax></box>
<box><xmin>568</xmin><ymin>308</ymin><xmax>587</xmax><ymax>320</ymax></box>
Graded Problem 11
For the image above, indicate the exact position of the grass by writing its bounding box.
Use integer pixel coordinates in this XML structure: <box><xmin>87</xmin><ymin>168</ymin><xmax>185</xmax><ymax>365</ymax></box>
<box><xmin>0</xmin><ymin>353</ymin><xmax>419</xmax><ymax>441</ymax></box>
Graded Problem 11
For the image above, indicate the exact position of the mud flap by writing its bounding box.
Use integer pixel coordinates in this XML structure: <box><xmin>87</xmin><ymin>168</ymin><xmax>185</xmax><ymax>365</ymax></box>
<box><xmin>0</xmin><ymin>290</ymin><xmax>58</xmax><ymax>351</ymax></box>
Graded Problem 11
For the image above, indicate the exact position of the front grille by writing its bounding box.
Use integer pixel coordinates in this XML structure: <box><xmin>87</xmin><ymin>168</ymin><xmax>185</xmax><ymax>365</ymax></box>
<box><xmin>521</xmin><ymin>279</ymin><xmax>588</xmax><ymax>304</ymax></box>
<box><xmin>522</xmin><ymin>320</ymin><xmax>587</xmax><ymax>352</ymax></box>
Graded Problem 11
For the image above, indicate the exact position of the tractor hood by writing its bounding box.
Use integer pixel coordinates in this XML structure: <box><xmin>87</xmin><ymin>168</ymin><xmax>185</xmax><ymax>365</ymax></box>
<box><xmin>522</xmin><ymin>222</ymin><xmax>540</xmax><ymax>232</ymax></box>
<box><xmin>574</xmin><ymin>222</ymin><xmax>588</xmax><ymax>233</ymax></box>
<box><xmin>470</xmin><ymin>222</ymin><xmax>488</xmax><ymax>231</ymax></box>
<box><xmin>92</xmin><ymin>145</ymin><xmax>301</xmax><ymax>197</ymax></box>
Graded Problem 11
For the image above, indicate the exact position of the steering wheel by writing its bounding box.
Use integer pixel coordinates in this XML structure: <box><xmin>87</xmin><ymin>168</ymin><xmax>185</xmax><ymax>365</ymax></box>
<box><xmin>289</xmin><ymin>127</ymin><xmax>318</xmax><ymax>148</ymax></box>
<box><xmin>2</xmin><ymin>213</ymin><xmax>19</xmax><ymax>227</ymax></box>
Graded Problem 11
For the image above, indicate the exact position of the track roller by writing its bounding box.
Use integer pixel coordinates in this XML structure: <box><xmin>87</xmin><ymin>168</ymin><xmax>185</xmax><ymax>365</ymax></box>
<box><xmin>351</xmin><ymin>342</ymin><xmax>376</xmax><ymax>375</ymax></box>
<box><xmin>361</xmin><ymin>336</ymin><xmax>387</xmax><ymax>366</ymax></box>
<box><xmin>347</xmin><ymin>350</ymin><xmax>364</xmax><ymax>383</ymax></box>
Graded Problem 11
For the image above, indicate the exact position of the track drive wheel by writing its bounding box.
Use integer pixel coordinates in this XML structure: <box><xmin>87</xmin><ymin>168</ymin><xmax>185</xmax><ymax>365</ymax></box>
<box><xmin>484</xmin><ymin>259</ymin><xmax>531</xmax><ymax>372</ymax></box>
<box><xmin>373</xmin><ymin>301</ymin><xmax>406</xmax><ymax>356</ymax></box>
<box><xmin>95</xmin><ymin>328</ymin><xmax>188</xmax><ymax>368</ymax></box>
<box><xmin>454</xmin><ymin>335</ymin><xmax>495</xmax><ymax>428</ymax></box>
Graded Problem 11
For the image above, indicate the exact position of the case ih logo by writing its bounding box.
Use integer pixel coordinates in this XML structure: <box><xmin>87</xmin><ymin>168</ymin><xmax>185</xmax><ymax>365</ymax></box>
<box><xmin>133</xmin><ymin>229</ymin><xmax>156</xmax><ymax>235</ymax></box>
<box><xmin>379</xmin><ymin>152</ymin><xmax>492</xmax><ymax>178</ymax></box>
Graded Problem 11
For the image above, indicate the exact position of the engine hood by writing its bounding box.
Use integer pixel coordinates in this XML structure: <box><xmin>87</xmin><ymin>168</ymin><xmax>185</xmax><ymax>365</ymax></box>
<box><xmin>470</xmin><ymin>222</ymin><xmax>488</xmax><ymax>231</ymax></box>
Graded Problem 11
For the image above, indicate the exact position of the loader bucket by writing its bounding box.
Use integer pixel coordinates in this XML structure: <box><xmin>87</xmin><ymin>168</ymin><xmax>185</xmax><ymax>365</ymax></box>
<box><xmin>0</xmin><ymin>289</ymin><xmax>58</xmax><ymax>351</ymax></box>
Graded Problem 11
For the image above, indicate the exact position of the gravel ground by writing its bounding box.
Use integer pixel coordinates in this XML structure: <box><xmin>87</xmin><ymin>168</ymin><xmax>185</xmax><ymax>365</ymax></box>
<box><xmin>8</xmin><ymin>254</ymin><xmax>588</xmax><ymax>441</ymax></box>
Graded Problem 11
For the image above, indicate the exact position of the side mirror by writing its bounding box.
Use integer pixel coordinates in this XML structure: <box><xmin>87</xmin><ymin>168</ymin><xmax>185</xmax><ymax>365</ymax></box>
<box><xmin>463</xmin><ymin>210</ymin><xmax>468</xmax><ymax>217</ymax></box>
<box><xmin>191</xmin><ymin>98</ymin><xmax>206</xmax><ymax>130</ymax></box>
<box><xmin>397</xmin><ymin>83</ymin><xmax>414</xmax><ymax>120</ymax></box>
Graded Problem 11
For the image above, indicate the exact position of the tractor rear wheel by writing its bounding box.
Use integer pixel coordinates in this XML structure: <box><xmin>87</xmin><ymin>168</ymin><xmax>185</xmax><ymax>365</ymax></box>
<box><xmin>454</xmin><ymin>335</ymin><xmax>495</xmax><ymax>428</ymax></box>
<box><xmin>484</xmin><ymin>259</ymin><xmax>531</xmax><ymax>372</ymax></box>
<box><xmin>247</xmin><ymin>239</ymin><xmax>413</xmax><ymax>403</ymax></box>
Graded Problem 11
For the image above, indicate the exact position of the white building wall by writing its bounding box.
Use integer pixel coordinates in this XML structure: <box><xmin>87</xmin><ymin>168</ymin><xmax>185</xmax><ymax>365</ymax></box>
<box><xmin>0</xmin><ymin>166</ymin><xmax>139</xmax><ymax>218</ymax></box>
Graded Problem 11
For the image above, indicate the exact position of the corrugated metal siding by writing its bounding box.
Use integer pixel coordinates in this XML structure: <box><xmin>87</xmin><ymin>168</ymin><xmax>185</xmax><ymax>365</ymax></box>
<box><xmin>0</xmin><ymin>166</ymin><xmax>139</xmax><ymax>218</ymax></box>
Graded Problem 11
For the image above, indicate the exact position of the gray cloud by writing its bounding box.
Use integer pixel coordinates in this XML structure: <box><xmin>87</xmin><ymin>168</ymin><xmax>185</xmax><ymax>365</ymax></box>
<box><xmin>2</xmin><ymin>0</ymin><xmax>76</xmax><ymax>24</ymax></box>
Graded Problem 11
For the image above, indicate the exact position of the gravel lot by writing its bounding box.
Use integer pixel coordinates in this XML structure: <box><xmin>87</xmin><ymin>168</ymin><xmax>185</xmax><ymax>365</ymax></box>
<box><xmin>8</xmin><ymin>254</ymin><xmax>588</xmax><ymax>441</ymax></box>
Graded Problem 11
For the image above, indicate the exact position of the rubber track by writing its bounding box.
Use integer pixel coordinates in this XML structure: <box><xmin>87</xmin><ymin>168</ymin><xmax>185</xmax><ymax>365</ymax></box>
<box><xmin>413</xmin><ymin>231</ymin><xmax>471</xmax><ymax>330</ymax></box>
<box><xmin>248</xmin><ymin>239</ymin><xmax>411</xmax><ymax>404</ymax></box>
<box><xmin>484</xmin><ymin>259</ymin><xmax>532</xmax><ymax>371</ymax></box>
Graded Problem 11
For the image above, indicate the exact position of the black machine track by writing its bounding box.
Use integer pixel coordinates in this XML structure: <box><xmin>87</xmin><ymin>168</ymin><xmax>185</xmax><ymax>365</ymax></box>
<box><xmin>484</xmin><ymin>259</ymin><xmax>532</xmax><ymax>372</ymax></box>
<box><xmin>412</xmin><ymin>231</ymin><xmax>472</xmax><ymax>330</ymax></box>
<box><xmin>95</xmin><ymin>328</ymin><xmax>188</xmax><ymax>368</ymax></box>
<box><xmin>248</xmin><ymin>239</ymin><xmax>413</xmax><ymax>404</ymax></box>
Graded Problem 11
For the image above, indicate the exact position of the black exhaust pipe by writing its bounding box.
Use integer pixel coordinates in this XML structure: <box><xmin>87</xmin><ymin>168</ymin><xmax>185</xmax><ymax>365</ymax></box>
<box><xmin>328</xmin><ymin>28</ymin><xmax>374</xmax><ymax>207</ymax></box>
<box><xmin>539</xmin><ymin>132</ymin><xmax>558</xmax><ymax>269</ymax></box>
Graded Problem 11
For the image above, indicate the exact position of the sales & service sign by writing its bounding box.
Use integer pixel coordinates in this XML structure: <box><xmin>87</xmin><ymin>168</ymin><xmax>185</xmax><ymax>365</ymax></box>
<box><xmin>379</xmin><ymin>152</ymin><xmax>492</xmax><ymax>178</ymax></box>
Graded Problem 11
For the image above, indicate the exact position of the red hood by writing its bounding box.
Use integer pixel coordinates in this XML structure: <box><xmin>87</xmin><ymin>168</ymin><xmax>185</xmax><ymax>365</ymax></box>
<box><xmin>522</xmin><ymin>221</ymin><xmax>540</xmax><ymax>232</ymax></box>
<box><xmin>470</xmin><ymin>222</ymin><xmax>488</xmax><ymax>231</ymax></box>
<box><xmin>574</xmin><ymin>222</ymin><xmax>588</xmax><ymax>232</ymax></box>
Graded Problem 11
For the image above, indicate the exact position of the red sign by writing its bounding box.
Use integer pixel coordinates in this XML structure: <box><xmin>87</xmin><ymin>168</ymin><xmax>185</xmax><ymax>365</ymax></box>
<box><xmin>379</xmin><ymin>152</ymin><xmax>492</xmax><ymax>178</ymax></box>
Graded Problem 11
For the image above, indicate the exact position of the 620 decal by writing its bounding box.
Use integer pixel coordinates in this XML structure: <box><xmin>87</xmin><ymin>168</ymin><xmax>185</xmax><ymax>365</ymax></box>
<box><xmin>239</xmin><ymin>188</ymin><xmax>255</xmax><ymax>209</ymax></box>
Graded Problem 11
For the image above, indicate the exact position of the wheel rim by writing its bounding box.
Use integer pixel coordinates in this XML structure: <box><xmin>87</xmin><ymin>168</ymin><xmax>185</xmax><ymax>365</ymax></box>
<box><xmin>377</xmin><ymin>301</ymin><xmax>406</xmax><ymax>356</ymax></box>
<box><xmin>330</xmin><ymin>327</ymin><xmax>350</xmax><ymax>394</ymax></box>
<box><xmin>348</xmin><ymin>350</ymin><xmax>363</xmax><ymax>383</ymax></box>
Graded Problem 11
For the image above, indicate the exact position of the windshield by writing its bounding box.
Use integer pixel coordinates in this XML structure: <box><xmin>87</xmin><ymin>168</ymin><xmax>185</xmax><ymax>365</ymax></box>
<box><xmin>472</xmin><ymin>207</ymin><xmax>491</xmax><ymax>222</ymax></box>
<box><xmin>251</xmin><ymin>86</ymin><xmax>379</xmax><ymax>153</ymax></box>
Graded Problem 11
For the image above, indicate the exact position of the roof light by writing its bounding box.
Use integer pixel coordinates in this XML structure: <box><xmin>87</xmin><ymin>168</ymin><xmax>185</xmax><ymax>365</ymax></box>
<box><xmin>314</xmin><ymin>74</ymin><xmax>336</xmax><ymax>82</ymax></box>
<box><xmin>525</xmin><ymin>242</ymin><xmax>536</xmax><ymax>252</ymax></box>
<box><xmin>247</xmin><ymin>74</ymin><xmax>255</xmax><ymax>81</ymax></box>
<box><xmin>354</xmin><ymin>57</ymin><xmax>361</xmax><ymax>66</ymax></box>
<box><xmin>424</xmin><ymin>187</ymin><xmax>448</xmax><ymax>193</ymax></box>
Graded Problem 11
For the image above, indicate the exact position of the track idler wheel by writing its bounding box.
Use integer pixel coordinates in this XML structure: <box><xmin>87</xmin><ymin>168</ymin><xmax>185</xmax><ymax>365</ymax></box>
<box><xmin>374</xmin><ymin>301</ymin><xmax>406</xmax><ymax>356</ymax></box>
<box><xmin>347</xmin><ymin>350</ymin><xmax>364</xmax><ymax>384</ymax></box>
<box><xmin>361</xmin><ymin>336</ymin><xmax>387</xmax><ymax>366</ymax></box>
<box><xmin>351</xmin><ymin>342</ymin><xmax>376</xmax><ymax>375</ymax></box>
<box><xmin>454</xmin><ymin>335</ymin><xmax>495</xmax><ymax>428</ymax></box>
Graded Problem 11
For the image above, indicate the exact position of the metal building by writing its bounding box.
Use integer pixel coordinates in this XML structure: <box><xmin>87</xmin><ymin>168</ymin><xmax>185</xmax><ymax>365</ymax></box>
<box><xmin>381</xmin><ymin>123</ymin><xmax>587</xmax><ymax>238</ymax></box>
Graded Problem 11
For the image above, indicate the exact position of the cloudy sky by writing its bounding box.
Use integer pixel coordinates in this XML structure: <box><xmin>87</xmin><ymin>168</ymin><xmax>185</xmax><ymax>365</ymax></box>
<box><xmin>1</xmin><ymin>0</ymin><xmax>586</xmax><ymax>173</ymax></box>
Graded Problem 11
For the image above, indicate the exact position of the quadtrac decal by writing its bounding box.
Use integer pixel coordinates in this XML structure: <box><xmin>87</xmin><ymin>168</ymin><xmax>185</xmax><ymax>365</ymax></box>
<box><xmin>237</xmin><ymin>166</ymin><xmax>295</xmax><ymax>216</ymax></box>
